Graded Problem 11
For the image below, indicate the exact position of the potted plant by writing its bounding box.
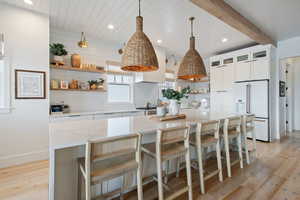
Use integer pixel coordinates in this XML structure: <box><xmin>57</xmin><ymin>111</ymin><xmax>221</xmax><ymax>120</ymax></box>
<box><xmin>49</xmin><ymin>43</ymin><xmax>68</xmax><ymax>65</ymax></box>
<box><xmin>88</xmin><ymin>78</ymin><xmax>105</xmax><ymax>90</ymax></box>
<box><xmin>162</xmin><ymin>87</ymin><xmax>190</xmax><ymax>115</ymax></box>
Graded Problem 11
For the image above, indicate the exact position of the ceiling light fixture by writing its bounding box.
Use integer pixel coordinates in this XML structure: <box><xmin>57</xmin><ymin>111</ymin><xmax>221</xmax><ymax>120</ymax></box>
<box><xmin>177</xmin><ymin>17</ymin><xmax>207</xmax><ymax>81</ymax></box>
<box><xmin>222</xmin><ymin>38</ymin><xmax>228</xmax><ymax>43</ymax></box>
<box><xmin>121</xmin><ymin>0</ymin><xmax>158</xmax><ymax>72</ymax></box>
<box><xmin>24</xmin><ymin>0</ymin><xmax>33</xmax><ymax>5</ymax></box>
<box><xmin>157</xmin><ymin>39</ymin><xmax>162</xmax><ymax>44</ymax></box>
<box><xmin>78</xmin><ymin>32</ymin><xmax>88</xmax><ymax>48</ymax></box>
<box><xmin>107</xmin><ymin>24</ymin><xmax>114</xmax><ymax>30</ymax></box>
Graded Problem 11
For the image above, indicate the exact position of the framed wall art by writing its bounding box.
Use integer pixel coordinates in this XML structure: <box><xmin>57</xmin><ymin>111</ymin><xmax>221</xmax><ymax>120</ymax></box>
<box><xmin>15</xmin><ymin>69</ymin><xmax>46</xmax><ymax>99</ymax></box>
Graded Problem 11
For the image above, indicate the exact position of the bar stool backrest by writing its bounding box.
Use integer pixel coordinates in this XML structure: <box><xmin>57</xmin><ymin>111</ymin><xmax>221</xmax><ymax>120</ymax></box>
<box><xmin>224</xmin><ymin>116</ymin><xmax>242</xmax><ymax>134</ymax></box>
<box><xmin>197</xmin><ymin>120</ymin><xmax>220</xmax><ymax>139</ymax></box>
<box><xmin>85</xmin><ymin>134</ymin><xmax>141</xmax><ymax>178</ymax></box>
<box><xmin>243</xmin><ymin>114</ymin><xmax>255</xmax><ymax>132</ymax></box>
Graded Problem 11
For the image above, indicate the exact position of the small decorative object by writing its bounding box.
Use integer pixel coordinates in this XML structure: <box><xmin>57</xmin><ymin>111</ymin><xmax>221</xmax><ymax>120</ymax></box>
<box><xmin>80</xmin><ymin>82</ymin><xmax>89</xmax><ymax>90</ymax></box>
<box><xmin>156</xmin><ymin>106</ymin><xmax>167</xmax><ymax>117</ymax></box>
<box><xmin>178</xmin><ymin>17</ymin><xmax>207</xmax><ymax>81</ymax></box>
<box><xmin>279</xmin><ymin>81</ymin><xmax>286</xmax><ymax>97</ymax></box>
<box><xmin>69</xmin><ymin>80</ymin><xmax>79</xmax><ymax>89</ymax></box>
<box><xmin>88</xmin><ymin>78</ymin><xmax>105</xmax><ymax>90</ymax></box>
<box><xmin>51</xmin><ymin>80</ymin><xmax>59</xmax><ymax>89</ymax></box>
<box><xmin>60</xmin><ymin>80</ymin><xmax>69</xmax><ymax>89</ymax></box>
<box><xmin>118</xmin><ymin>42</ymin><xmax>126</xmax><ymax>55</ymax></box>
<box><xmin>191</xmin><ymin>100</ymin><xmax>201</xmax><ymax>109</ymax></box>
<box><xmin>49</xmin><ymin>43</ymin><xmax>68</xmax><ymax>65</ymax></box>
<box><xmin>162</xmin><ymin>87</ymin><xmax>190</xmax><ymax>115</ymax></box>
<box><xmin>121</xmin><ymin>0</ymin><xmax>159</xmax><ymax>72</ymax></box>
<box><xmin>0</xmin><ymin>33</ymin><xmax>4</xmax><ymax>58</ymax></box>
<box><xmin>15</xmin><ymin>70</ymin><xmax>46</xmax><ymax>99</ymax></box>
<box><xmin>78</xmin><ymin>32</ymin><xmax>88</xmax><ymax>48</ymax></box>
<box><xmin>71</xmin><ymin>54</ymin><xmax>81</xmax><ymax>68</ymax></box>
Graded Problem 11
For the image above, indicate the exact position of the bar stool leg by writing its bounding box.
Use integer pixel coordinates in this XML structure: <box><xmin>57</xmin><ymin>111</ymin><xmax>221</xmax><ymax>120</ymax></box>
<box><xmin>185</xmin><ymin>141</ymin><xmax>193</xmax><ymax>200</ymax></box>
<box><xmin>224</xmin><ymin>136</ymin><xmax>232</xmax><ymax>178</ymax></box>
<box><xmin>156</xmin><ymin>155</ymin><xmax>164</xmax><ymax>199</ymax></box>
<box><xmin>215</xmin><ymin>140</ymin><xmax>223</xmax><ymax>182</ymax></box>
<box><xmin>243</xmin><ymin>133</ymin><xmax>250</xmax><ymax>164</ymax></box>
<box><xmin>196</xmin><ymin>146</ymin><xmax>205</xmax><ymax>194</ymax></box>
<box><xmin>164</xmin><ymin>160</ymin><xmax>169</xmax><ymax>184</ymax></box>
<box><xmin>252</xmin><ymin>130</ymin><xmax>257</xmax><ymax>158</ymax></box>
<box><xmin>77</xmin><ymin>165</ymin><xmax>81</xmax><ymax>200</ymax></box>
<box><xmin>176</xmin><ymin>157</ymin><xmax>180</xmax><ymax>177</ymax></box>
<box><xmin>237</xmin><ymin>134</ymin><xmax>243</xmax><ymax>169</ymax></box>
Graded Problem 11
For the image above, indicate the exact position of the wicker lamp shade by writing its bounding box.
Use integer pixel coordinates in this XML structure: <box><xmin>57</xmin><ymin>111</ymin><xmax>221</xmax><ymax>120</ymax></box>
<box><xmin>121</xmin><ymin>1</ymin><xmax>158</xmax><ymax>72</ymax></box>
<box><xmin>178</xmin><ymin>17</ymin><xmax>207</xmax><ymax>81</ymax></box>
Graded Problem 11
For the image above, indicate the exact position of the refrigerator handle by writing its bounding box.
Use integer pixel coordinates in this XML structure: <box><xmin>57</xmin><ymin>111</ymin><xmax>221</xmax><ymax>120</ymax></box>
<box><xmin>246</xmin><ymin>84</ymin><xmax>250</xmax><ymax>114</ymax></box>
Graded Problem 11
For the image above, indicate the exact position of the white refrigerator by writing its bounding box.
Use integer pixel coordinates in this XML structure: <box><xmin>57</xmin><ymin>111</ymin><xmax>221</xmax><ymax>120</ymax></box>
<box><xmin>234</xmin><ymin>80</ymin><xmax>270</xmax><ymax>142</ymax></box>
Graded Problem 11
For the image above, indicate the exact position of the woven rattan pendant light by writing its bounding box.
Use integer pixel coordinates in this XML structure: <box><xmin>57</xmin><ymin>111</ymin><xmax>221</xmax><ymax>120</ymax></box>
<box><xmin>178</xmin><ymin>17</ymin><xmax>207</xmax><ymax>81</ymax></box>
<box><xmin>121</xmin><ymin>0</ymin><xmax>159</xmax><ymax>72</ymax></box>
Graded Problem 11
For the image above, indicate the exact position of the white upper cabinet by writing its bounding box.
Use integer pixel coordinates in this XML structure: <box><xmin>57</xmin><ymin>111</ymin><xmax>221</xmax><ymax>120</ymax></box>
<box><xmin>236</xmin><ymin>52</ymin><xmax>251</xmax><ymax>82</ymax></box>
<box><xmin>222</xmin><ymin>57</ymin><xmax>235</xmax><ymax>90</ymax></box>
<box><xmin>210</xmin><ymin>55</ymin><xmax>235</xmax><ymax>92</ymax></box>
<box><xmin>234</xmin><ymin>45</ymin><xmax>271</xmax><ymax>82</ymax></box>
<box><xmin>135</xmin><ymin>47</ymin><xmax>166</xmax><ymax>83</ymax></box>
<box><xmin>251</xmin><ymin>50</ymin><xmax>270</xmax><ymax>80</ymax></box>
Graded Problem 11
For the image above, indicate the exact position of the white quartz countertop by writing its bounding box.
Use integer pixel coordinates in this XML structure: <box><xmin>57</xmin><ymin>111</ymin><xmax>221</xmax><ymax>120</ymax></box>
<box><xmin>49</xmin><ymin>109</ymin><xmax>142</xmax><ymax>118</ymax></box>
<box><xmin>49</xmin><ymin>109</ymin><xmax>239</xmax><ymax>150</ymax></box>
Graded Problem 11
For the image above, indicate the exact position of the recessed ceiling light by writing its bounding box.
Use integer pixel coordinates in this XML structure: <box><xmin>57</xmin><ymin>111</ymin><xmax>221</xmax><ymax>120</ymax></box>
<box><xmin>222</xmin><ymin>38</ymin><xmax>228</xmax><ymax>43</ymax></box>
<box><xmin>24</xmin><ymin>0</ymin><xmax>33</xmax><ymax>5</ymax></box>
<box><xmin>107</xmin><ymin>24</ymin><xmax>114</xmax><ymax>30</ymax></box>
<box><xmin>157</xmin><ymin>40</ymin><xmax>162</xmax><ymax>44</ymax></box>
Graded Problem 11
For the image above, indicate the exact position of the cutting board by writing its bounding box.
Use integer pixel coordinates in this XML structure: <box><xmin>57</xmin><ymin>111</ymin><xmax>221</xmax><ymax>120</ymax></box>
<box><xmin>149</xmin><ymin>114</ymin><xmax>186</xmax><ymax>121</ymax></box>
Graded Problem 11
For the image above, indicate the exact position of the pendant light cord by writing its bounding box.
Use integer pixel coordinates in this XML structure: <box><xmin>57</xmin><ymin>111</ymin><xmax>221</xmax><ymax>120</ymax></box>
<box><xmin>189</xmin><ymin>17</ymin><xmax>195</xmax><ymax>37</ymax></box>
<box><xmin>139</xmin><ymin>0</ymin><xmax>141</xmax><ymax>16</ymax></box>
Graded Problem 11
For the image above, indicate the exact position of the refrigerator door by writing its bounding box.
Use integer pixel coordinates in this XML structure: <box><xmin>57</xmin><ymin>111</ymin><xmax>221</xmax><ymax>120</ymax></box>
<box><xmin>250</xmin><ymin>81</ymin><xmax>269</xmax><ymax>118</ymax></box>
<box><xmin>233</xmin><ymin>82</ymin><xmax>248</xmax><ymax>114</ymax></box>
<box><xmin>247</xmin><ymin>118</ymin><xmax>269</xmax><ymax>142</ymax></box>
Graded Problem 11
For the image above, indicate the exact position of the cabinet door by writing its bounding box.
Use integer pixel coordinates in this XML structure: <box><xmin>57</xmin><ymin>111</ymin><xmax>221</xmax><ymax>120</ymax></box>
<box><xmin>210</xmin><ymin>92</ymin><xmax>223</xmax><ymax>113</ymax></box>
<box><xmin>222</xmin><ymin>91</ymin><xmax>235</xmax><ymax>114</ymax></box>
<box><xmin>210</xmin><ymin>67</ymin><xmax>224</xmax><ymax>92</ymax></box>
<box><xmin>251</xmin><ymin>59</ymin><xmax>269</xmax><ymax>80</ymax></box>
<box><xmin>235</xmin><ymin>61</ymin><xmax>251</xmax><ymax>81</ymax></box>
<box><xmin>223</xmin><ymin>64</ymin><xmax>235</xmax><ymax>90</ymax></box>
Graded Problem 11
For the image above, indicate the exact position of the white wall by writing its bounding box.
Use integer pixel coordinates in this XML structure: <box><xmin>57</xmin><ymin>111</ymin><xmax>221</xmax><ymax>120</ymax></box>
<box><xmin>277</xmin><ymin>36</ymin><xmax>300</xmax><ymax>137</ymax></box>
<box><xmin>0</xmin><ymin>3</ymin><xmax>49</xmax><ymax>168</ymax></box>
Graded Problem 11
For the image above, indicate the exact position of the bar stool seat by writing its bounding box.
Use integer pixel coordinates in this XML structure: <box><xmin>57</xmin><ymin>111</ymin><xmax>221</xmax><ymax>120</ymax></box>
<box><xmin>142</xmin><ymin>143</ymin><xmax>187</xmax><ymax>161</ymax></box>
<box><xmin>190</xmin><ymin>134</ymin><xmax>218</xmax><ymax>147</ymax></box>
<box><xmin>78</xmin><ymin>157</ymin><xmax>138</xmax><ymax>183</ymax></box>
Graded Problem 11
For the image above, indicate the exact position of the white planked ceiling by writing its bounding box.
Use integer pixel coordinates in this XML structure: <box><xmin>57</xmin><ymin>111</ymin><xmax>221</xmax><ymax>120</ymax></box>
<box><xmin>0</xmin><ymin>0</ymin><xmax>254</xmax><ymax>58</ymax></box>
<box><xmin>2</xmin><ymin>0</ymin><xmax>300</xmax><ymax>58</ymax></box>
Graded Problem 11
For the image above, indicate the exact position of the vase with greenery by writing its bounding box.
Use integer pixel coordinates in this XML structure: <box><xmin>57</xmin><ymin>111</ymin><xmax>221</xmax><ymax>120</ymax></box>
<box><xmin>88</xmin><ymin>78</ymin><xmax>105</xmax><ymax>90</ymax></box>
<box><xmin>49</xmin><ymin>43</ymin><xmax>68</xmax><ymax>65</ymax></box>
<box><xmin>162</xmin><ymin>87</ymin><xmax>190</xmax><ymax>115</ymax></box>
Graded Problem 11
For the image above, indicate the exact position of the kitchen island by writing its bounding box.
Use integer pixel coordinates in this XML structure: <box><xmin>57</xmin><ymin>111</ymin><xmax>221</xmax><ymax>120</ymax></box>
<box><xmin>49</xmin><ymin>109</ymin><xmax>239</xmax><ymax>200</ymax></box>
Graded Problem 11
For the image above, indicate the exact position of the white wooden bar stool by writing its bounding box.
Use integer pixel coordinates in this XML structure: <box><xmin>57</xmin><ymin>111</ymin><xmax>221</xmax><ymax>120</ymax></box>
<box><xmin>190</xmin><ymin>120</ymin><xmax>223</xmax><ymax>194</ymax></box>
<box><xmin>242</xmin><ymin>114</ymin><xmax>257</xmax><ymax>163</ymax></box>
<box><xmin>223</xmin><ymin>116</ymin><xmax>243</xmax><ymax>178</ymax></box>
<box><xmin>141</xmin><ymin>126</ymin><xmax>193</xmax><ymax>200</ymax></box>
<box><xmin>77</xmin><ymin>134</ymin><xmax>143</xmax><ymax>200</ymax></box>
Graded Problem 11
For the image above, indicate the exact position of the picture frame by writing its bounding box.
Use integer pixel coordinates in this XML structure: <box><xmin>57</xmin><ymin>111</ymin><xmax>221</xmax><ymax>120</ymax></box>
<box><xmin>279</xmin><ymin>81</ymin><xmax>286</xmax><ymax>97</ymax></box>
<box><xmin>15</xmin><ymin>69</ymin><xmax>46</xmax><ymax>99</ymax></box>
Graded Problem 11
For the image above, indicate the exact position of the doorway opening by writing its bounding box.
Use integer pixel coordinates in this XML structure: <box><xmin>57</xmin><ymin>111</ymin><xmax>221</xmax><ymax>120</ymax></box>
<box><xmin>281</xmin><ymin>56</ymin><xmax>300</xmax><ymax>135</ymax></box>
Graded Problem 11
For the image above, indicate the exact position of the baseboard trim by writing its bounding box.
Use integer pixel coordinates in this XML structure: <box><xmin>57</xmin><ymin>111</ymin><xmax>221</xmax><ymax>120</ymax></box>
<box><xmin>0</xmin><ymin>149</ymin><xmax>49</xmax><ymax>169</ymax></box>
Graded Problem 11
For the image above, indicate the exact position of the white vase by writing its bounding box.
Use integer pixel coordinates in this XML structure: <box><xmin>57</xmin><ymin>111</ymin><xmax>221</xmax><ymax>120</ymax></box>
<box><xmin>169</xmin><ymin>99</ymin><xmax>180</xmax><ymax>115</ymax></box>
<box><xmin>53</xmin><ymin>55</ymin><xmax>64</xmax><ymax>64</ymax></box>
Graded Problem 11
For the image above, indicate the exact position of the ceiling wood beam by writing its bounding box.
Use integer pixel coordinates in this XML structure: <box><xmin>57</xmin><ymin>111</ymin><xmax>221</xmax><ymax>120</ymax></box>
<box><xmin>190</xmin><ymin>0</ymin><xmax>277</xmax><ymax>47</ymax></box>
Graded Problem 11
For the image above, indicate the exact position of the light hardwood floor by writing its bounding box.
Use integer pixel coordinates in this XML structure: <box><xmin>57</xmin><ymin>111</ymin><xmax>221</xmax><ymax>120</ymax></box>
<box><xmin>1</xmin><ymin>132</ymin><xmax>300</xmax><ymax>200</ymax></box>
